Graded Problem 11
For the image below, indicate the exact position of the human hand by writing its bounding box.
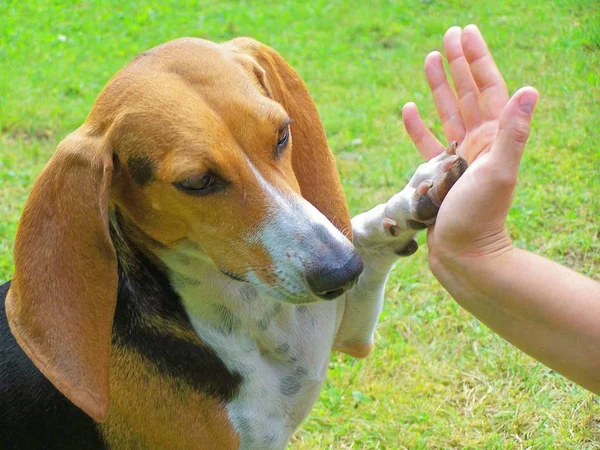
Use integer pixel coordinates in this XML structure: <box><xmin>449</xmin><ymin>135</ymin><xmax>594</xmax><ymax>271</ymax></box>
<box><xmin>402</xmin><ymin>25</ymin><xmax>539</xmax><ymax>265</ymax></box>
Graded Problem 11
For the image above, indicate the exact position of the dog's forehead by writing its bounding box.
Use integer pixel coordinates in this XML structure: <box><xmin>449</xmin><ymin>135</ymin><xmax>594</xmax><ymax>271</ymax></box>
<box><xmin>105</xmin><ymin>38</ymin><xmax>261</xmax><ymax>110</ymax></box>
<box><xmin>130</xmin><ymin>38</ymin><xmax>244</xmax><ymax>82</ymax></box>
<box><xmin>88</xmin><ymin>38</ymin><xmax>284</xmax><ymax>169</ymax></box>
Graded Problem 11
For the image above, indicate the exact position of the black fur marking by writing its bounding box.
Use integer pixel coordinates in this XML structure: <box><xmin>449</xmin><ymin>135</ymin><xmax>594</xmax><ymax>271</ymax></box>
<box><xmin>0</xmin><ymin>282</ymin><xmax>106</xmax><ymax>449</ymax></box>
<box><xmin>275</xmin><ymin>342</ymin><xmax>290</xmax><ymax>355</ymax></box>
<box><xmin>237</xmin><ymin>415</ymin><xmax>253</xmax><ymax>434</ymax></box>
<box><xmin>110</xmin><ymin>211</ymin><xmax>243</xmax><ymax>401</ymax></box>
<box><xmin>128</xmin><ymin>155</ymin><xmax>156</xmax><ymax>186</ymax></box>
<box><xmin>0</xmin><ymin>211</ymin><xmax>242</xmax><ymax>447</ymax></box>
<box><xmin>275</xmin><ymin>342</ymin><xmax>296</xmax><ymax>362</ymax></box>
<box><xmin>263</xmin><ymin>434</ymin><xmax>278</xmax><ymax>446</ymax></box>
<box><xmin>296</xmin><ymin>305</ymin><xmax>317</xmax><ymax>326</ymax></box>
<box><xmin>240</xmin><ymin>285</ymin><xmax>257</xmax><ymax>303</ymax></box>
<box><xmin>280</xmin><ymin>366</ymin><xmax>308</xmax><ymax>396</ymax></box>
<box><xmin>258</xmin><ymin>303</ymin><xmax>282</xmax><ymax>330</ymax></box>
<box><xmin>280</xmin><ymin>375</ymin><xmax>301</xmax><ymax>396</ymax></box>
<box><xmin>210</xmin><ymin>304</ymin><xmax>241</xmax><ymax>335</ymax></box>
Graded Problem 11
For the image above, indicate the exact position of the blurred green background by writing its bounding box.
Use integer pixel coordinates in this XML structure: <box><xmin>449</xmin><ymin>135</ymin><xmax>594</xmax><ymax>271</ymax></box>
<box><xmin>1</xmin><ymin>0</ymin><xmax>599</xmax><ymax>448</ymax></box>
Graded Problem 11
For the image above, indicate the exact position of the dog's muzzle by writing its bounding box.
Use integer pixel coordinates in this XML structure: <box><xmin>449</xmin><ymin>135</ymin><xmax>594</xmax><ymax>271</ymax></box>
<box><xmin>304</xmin><ymin>226</ymin><xmax>363</xmax><ymax>300</ymax></box>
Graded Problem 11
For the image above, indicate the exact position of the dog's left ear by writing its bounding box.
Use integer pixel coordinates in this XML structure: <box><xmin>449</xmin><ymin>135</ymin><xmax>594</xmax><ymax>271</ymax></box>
<box><xmin>226</xmin><ymin>38</ymin><xmax>352</xmax><ymax>239</ymax></box>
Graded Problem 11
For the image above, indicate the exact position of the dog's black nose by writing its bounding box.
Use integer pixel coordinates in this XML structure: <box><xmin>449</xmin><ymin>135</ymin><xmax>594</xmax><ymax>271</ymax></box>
<box><xmin>306</xmin><ymin>248</ymin><xmax>364</xmax><ymax>300</ymax></box>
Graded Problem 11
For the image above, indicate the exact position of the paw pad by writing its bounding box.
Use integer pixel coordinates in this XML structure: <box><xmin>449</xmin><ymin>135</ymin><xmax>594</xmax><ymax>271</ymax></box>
<box><xmin>394</xmin><ymin>239</ymin><xmax>418</xmax><ymax>256</ymax></box>
<box><xmin>412</xmin><ymin>143</ymin><xmax>467</xmax><ymax>225</ymax></box>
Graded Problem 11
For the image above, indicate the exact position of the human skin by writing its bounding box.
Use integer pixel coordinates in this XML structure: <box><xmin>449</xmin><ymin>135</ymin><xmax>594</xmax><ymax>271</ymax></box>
<box><xmin>401</xmin><ymin>24</ymin><xmax>600</xmax><ymax>394</ymax></box>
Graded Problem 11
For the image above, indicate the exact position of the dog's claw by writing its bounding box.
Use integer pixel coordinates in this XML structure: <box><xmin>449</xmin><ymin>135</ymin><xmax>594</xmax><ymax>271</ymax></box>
<box><xmin>415</xmin><ymin>180</ymin><xmax>433</xmax><ymax>196</ymax></box>
<box><xmin>445</xmin><ymin>141</ymin><xmax>458</xmax><ymax>155</ymax></box>
<box><xmin>382</xmin><ymin>217</ymin><xmax>401</xmax><ymax>237</ymax></box>
<box><xmin>382</xmin><ymin>217</ymin><xmax>397</xmax><ymax>228</ymax></box>
<box><xmin>442</xmin><ymin>155</ymin><xmax>459</xmax><ymax>172</ymax></box>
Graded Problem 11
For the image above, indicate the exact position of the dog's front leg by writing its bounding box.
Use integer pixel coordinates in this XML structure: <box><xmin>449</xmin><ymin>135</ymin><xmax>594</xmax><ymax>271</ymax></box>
<box><xmin>333</xmin><ymin>143</ymin><xmax>466</xmax><ymax>357</ymax></box>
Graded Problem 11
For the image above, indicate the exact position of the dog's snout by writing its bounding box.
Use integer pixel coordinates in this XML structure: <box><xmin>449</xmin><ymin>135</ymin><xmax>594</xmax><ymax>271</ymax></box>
<box><xmin>306</xmin><ymin>247</ymin><xmax>363</xmax><ymax>300</ymax></box>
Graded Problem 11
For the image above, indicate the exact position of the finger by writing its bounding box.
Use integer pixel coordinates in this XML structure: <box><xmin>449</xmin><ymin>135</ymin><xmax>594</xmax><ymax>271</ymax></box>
<box><xmin>402</xmin><ymin>102</ymin><xmax>445</xmax><ymax>160</ymax></box>
<box><xmin>444</xmin><ymin>26</ymin><xmax>481</xmax><ymax>130</ymax></box>
<box><xmin>424</xmin><ymin>51</ymin><xmax>466</xmax><ymax>144</ymax></box>
<box><xmin>490</xmin><ymin>87</ymin><xmax>539</xmax><ymax>173</ymax></box>
<box><xmin>461</xmin><ymin>24</ymin><xmax>509</xmax><ymax>120</ymax></box>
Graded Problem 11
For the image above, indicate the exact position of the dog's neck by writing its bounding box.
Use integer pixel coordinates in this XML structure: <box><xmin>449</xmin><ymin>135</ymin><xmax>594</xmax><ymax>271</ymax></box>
<box><xmin>109</xmin><ymin>209</ymin><xmax>341</xmax><ymax>449</ymax></box>
<box><xmin>110</xmin><ymin>209</ymin><xmax>301</xmax><ymax>352</ymax></box>
<box><xmin>160</xmin><ymin>239</ymin><xmax>341</xmax><ymax>448</ymax></box>
<box><xmin>163</xmin><ymin>240</ymin><xmax>296</xmax><ymax>345</ymax></box>
<box><xmin>109</xmin><ymin>211</ymin><xmax>243</xmax><ymax>397</ymax></box>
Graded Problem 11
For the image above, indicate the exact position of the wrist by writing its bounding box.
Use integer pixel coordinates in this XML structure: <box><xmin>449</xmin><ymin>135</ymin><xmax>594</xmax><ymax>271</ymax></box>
<box><xmin>428</xmin><ymin>225</ymin><xmax>513</xmax><ymax>267</ymax></box>
<box><xmin>428</xmin><ymin>232</ymin><xmax>516</xmax><ymax>294</ymax></box>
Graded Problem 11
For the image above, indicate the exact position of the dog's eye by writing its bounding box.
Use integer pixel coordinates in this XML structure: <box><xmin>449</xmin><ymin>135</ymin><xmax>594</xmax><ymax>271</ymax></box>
<box><xmin>276</xmin><ymin>125</ymin><xmax>291</xmax><ymax>156</ymax></box>
<box><xmin>174</xmin><ymin>174</ymin><xmax>218</xmax><ymax>195</ymax></box>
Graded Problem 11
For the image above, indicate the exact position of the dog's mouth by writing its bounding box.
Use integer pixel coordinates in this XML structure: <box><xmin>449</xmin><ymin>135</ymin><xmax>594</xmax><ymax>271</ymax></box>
<box><xmin>245</xmin><ymin>248</ymin><xmax>363</xmax><ymax>304</ymax></box>
<box><xmin>314</xmin><ymin>287</ymin><xmax>346</xmax><ymax>300</ymax></box>
<box><xmin>311</xmin><ymin>277</ymin><xmax>359</xmax><ymax>301</ymax></box>
<box><xmin>168</xmin><ymin>243</ymin><xmax>361</xmax><ymax>304</ymax></box>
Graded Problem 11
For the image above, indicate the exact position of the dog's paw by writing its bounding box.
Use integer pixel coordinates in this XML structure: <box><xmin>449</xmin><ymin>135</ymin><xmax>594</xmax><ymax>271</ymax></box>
<box><xmin>351</xmin><ymin>142</ymin><xmax>467</xmax><ymax>260</ymax></box>
<box><xmin>384</xmin><ymin>142</ymin><xmax>467</xmax><ymax>234</ymax></box>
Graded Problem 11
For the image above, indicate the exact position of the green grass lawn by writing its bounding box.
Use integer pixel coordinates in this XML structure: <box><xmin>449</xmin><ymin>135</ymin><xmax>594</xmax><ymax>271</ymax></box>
<box><xmin>1</xmin><ymin>0</ymin><xmax>599</xmax><ymax>448</ymax></box>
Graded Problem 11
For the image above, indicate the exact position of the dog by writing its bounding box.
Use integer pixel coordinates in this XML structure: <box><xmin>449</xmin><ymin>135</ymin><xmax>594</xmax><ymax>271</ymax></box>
<box><xmin>0</xmin><ymin>37</ymin><xmax>466</xmax><ymax>449</ymax></box>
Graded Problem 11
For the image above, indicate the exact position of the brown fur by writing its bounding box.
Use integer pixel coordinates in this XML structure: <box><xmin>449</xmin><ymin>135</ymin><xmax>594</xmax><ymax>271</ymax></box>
<box><xmin>6</xmin><ymin>130</ymin><xmax>116</xmax><ymax>422</ymax></box>
<box><xmin>6</xmin><ymin>36</ymin><xmax>351</xmax><ymax>446</ymax></box>
<box><xmin>225</xmin><ymin>38</ymin><xmax>352</xmax><ymax>238</ymax></box>
<box><xmin>335</xmin><ymin>341</ymin><xmax>373</xmax><ymax>359</ymax></box>
<box><xmin>101</xmin><ymin>346</ymin><xmax>238</xmax><ymax>449</ymax></box>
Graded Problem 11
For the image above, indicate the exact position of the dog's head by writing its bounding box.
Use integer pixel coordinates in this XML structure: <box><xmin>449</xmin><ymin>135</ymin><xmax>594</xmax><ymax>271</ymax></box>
<box><xmin>6</xmin><ymin>38</ymin><xmax>361</xmax><ymax>422</ymax></box>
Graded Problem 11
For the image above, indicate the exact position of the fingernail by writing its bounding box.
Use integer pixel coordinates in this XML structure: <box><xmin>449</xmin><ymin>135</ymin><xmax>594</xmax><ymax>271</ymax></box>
<box><xmin>518</xmin><ymin>91</ymin><xmax>538</xmax><ymax>114</ymax></box>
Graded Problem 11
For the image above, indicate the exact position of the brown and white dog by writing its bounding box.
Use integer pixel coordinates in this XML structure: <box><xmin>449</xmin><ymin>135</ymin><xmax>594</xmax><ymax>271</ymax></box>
<box><xmin>0</xmin><ymin>37</ymin><xmax>465</xmax><ymax>449</ymax></box>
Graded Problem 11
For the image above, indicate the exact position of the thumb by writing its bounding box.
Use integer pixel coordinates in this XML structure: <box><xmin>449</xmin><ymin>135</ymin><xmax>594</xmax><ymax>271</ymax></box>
<box><xmin>490</xmin><ymin>86</ymin><xmax>539</xmax><ymax>173</ymax></box>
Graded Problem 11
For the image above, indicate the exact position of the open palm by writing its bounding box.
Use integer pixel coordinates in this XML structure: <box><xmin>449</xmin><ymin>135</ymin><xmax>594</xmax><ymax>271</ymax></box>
<box><xmin>401</xmin><ymin>25</ymin><xmax>538</xmax><ymax>261</ymax></box>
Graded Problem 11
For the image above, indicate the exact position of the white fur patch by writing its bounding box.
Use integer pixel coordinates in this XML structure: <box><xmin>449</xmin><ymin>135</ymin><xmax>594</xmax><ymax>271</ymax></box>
<box><xmin>163</xmin><ymin>248</ymin><xmax>340</xmax><ymax>449</ymax></box>
<box><xmin>160</xmin><ymin>159</ymin><xmax>351</xmax><ymax>449</ymax></box>
<box><xmin>245</xmin><ymin>158</ymin><xmax>352</xmax><ymax>303</ymax></box>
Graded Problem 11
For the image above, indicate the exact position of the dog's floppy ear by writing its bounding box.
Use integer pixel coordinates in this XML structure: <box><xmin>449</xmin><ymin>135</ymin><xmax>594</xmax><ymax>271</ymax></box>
<box><xmin>228</xmin><ymin>38</ymin><xmax>352</xmax><ymax>239</ymax></box>
<box><xmin>6</xmin><ymin>128</ymin><xmax>117</xmax><ymax>422</ymax></box>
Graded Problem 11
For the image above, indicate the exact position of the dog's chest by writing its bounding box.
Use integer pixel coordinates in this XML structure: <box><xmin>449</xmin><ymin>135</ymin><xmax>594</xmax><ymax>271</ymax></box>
<box><xmin>179</xmin><ymin>282</ymin><xmax>341</xmax><ymax>450</ymax></box>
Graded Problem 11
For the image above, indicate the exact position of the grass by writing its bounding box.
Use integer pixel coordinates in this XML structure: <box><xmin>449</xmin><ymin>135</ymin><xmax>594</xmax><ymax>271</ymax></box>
<box><xmin>1</xmin><ymin>0</ymin><xmax>599</xmax><ymax>448</ymax></box>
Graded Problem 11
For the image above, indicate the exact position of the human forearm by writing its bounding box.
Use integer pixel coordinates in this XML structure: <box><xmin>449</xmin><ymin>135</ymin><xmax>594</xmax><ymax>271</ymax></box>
<box><xmin>432</xmin><ymin>247</ymin><xmax>600</xmax><ymax>393</ymax></box>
